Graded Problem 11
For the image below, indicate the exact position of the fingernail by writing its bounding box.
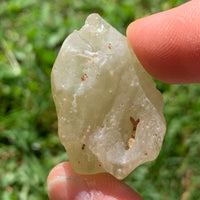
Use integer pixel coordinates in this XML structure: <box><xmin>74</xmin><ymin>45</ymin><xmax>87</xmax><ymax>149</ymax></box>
<box><xmin>47</xmin><ymin>176</ymin><xmax>68</xmax><ymax>200</ymax></box>
<box><xmin>47</xmin><ymin>163</ymin><xmax>89</xmax><ymax>200</ymax></box>
<box><xmin>47</xmin><ymin>163</ymin><xmax>70</xmax><ymax>200</ymax></box>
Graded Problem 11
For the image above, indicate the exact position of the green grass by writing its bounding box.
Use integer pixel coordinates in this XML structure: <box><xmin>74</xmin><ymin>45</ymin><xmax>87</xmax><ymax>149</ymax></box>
<box><xmin>1</xmin><ymin>0</ymin><xmax>200</xmax><ymax>199</ymax></box>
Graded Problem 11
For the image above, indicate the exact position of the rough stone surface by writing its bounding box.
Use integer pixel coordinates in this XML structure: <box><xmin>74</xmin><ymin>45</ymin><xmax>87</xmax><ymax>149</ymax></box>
<box><xmin>51</xmin><ymin>13</ymin><xmax>166</xmax><ymax>179</ymax></box>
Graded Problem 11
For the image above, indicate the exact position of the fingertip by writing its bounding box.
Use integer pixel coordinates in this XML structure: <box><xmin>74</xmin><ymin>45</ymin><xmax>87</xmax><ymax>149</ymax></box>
<box><xmin>126</xmin><ymin>19</ymin><xmax>142</xmax><ymax>46</ymax></box>
<box><xmin>47</xmin><ymin>162</ymin><xmax>143</xmax><ymax>200</ymax></box>
<box><xmin>127</xmin><ymin>1</ymin><xmax>200</xmax><ymax>84</ymax></box>
<box><xmin>127</xmin><ymin>14</ymin><xmax>173</xmax><ymax>83</ymax></box>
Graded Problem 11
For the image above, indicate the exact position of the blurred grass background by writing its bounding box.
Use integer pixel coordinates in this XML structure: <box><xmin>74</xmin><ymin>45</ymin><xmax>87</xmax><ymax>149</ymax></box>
<box><xmin>1</xmin><ymin>0</ymin><xmax>200</xmax><ymax>199</ymax></box>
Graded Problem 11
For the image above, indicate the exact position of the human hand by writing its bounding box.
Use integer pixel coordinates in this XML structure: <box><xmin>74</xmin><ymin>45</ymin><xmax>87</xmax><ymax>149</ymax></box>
<box><xmin>127</xmin><ymin>0</ymin><xmax>200</xmax><ymax>84</ymax></box>
<box><xmin>47</xmin><ymin>1</ymin><xmax>200</xmax><ymax>200</ymax></box>
<box><xmin>47</xmin><ymin>162</ymin><xmax>143</xmax><ymax>200</ymax></box>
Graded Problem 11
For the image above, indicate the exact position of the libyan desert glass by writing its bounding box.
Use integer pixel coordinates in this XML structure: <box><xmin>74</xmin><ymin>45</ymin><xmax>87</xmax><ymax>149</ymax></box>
<box><xmin>51</xmin><ymin>14</ymin><xmax>166</xmax><ymax>179</ymax></box>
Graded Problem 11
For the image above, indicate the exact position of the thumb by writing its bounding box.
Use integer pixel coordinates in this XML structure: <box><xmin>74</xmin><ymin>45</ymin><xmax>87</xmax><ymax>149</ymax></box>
<box><xmin>127</xmin><ymin>0</ymin><xmax>200</xmax><ymax>84</ymax></box>
<box><xmin>47</xmin><ymin>162</ymin><xmax>143</xmax><ymax>200</ymax></box>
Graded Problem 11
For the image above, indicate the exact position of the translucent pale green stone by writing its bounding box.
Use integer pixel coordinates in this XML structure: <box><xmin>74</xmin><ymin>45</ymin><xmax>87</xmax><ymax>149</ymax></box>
<box><xmin>51</xmin><ymin>14</ymin><xmax>166</xmax><ymax>179</ymax></box>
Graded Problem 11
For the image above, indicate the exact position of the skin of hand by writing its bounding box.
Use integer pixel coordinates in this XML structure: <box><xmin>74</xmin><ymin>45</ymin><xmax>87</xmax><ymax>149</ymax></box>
<box><xmin>47</xmin><ymin>1</ymin><xmax>200</xmax><ymax>199</ymax></box>
<box><xmin>127</xmin><ymin>0</ymin><xmax>200</xmax><ymax>84</ymax></box>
